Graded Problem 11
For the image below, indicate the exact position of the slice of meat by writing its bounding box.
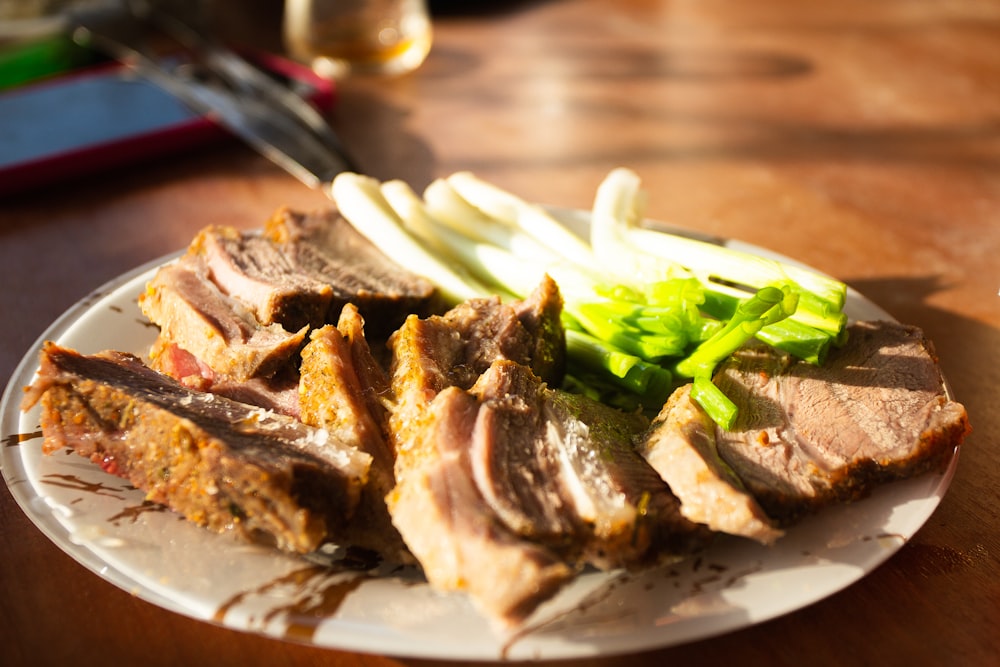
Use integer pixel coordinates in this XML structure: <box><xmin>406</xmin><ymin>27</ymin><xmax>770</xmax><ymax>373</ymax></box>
<box><xmin>467</xmin><ymin>362</ymin><xmax>576</xmax><ymax>543</ymax></box>
<box><xmin>385</xmin><ymin>290</ymin><xmax>583</xmax><ymax>624</ymax></box>
<box><xmin>639</xmin><ymin>384</ymin><xmax>784</xmax><ymax>544</ymax></box>
<box><xmin>510</xmin><ymin>274</ymin><xmax>566</xmax><ymax>386</ymax></box>
<box><xmin>385</xmin><ymin>284</ymin><xmax>709</xmax><ymax>623</ymax></box>
<box><xmin>190</xmin><ymin>224</ymin><xmax>334</xmax><ymax>332</ymax></box>
<box><xmin>264</xmin><ymin>207</ymin><xmax>440</xmax><ymax>338</ymax></box>
<box><xmin>396</xmin><ymin>296</ymin><xmax>533</xmax><ymax>389</ymax></box>
<box><xmin>682</xmin><ymin>320</ymin><xmax>969</xmax><ymax>523</ymax></box>
<box><xmin>468</xmin><ymin>360</ymin><xmax>712</xmax><ymax>569</ymax></box>
<box><xmin>386</xmin><ymin>273</ymin><xmax>561</xmax><ymax>395</ymax></box>
<box><xmin>206</xmin><ymin>369</ymin><xmax>302</xmax><ymax>419</ymax></box>
<box><xmin>149</xmin><ymin>335</ymin><xmax>302</xmax><ymax>418</ymax></box>
<box><xmin>386</xmin><ymin>284</ymin><xmax>565</xmax><ymax>465</ymax></box>
<box><xmin>22</xmin><ymin>343</ymin><xmax>372</xmax><ymax>554</ymax></box>
<box><xmin>299</xmin><ymin>304</ymin><xmax>409</xmax><ymax>562</ymax></box>
<box><xmin>386</xmin><ymin>384</ymin><xmax>574</xmax><ymax>626</ymax></box>
<box><xmin>139</xmin><ymin>259</ymin><xmax>307</xmax><ymax>382</ymax></box>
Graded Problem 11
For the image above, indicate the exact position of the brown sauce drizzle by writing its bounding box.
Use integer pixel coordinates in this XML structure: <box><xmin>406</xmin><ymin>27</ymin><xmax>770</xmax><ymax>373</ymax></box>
<box><xmin>41</xmin><ymin>473</ymin><xmax>127</xmax><ymax>499</ymax></box>
<box><xmin>268</xmin><ymin>575</ymin><xmax>367</xmax><ymax>643</ymax></box>
<box><xmin>79</xmin><ymin>289</ymin><xmax>111</xmax><ymax>309</ymax></box>
<box><xmin>3</xmin><ymin>430</ymin><xmax>42</xmax><ymax>447</ymax></box>
<box><xmin>107</xmin><ymin>500</ymin><xmax>168</xmax><ymax>525</ymax></box>
<box><xmin>213</xmin><ymin>564</ymin><xmax>369</xmax><ymax>643</ymax></box>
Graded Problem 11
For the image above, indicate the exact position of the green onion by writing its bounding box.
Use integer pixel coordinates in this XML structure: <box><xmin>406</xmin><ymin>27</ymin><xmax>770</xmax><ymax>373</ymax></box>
<box><xmin>330</xmin><ymin>168</ymin><xmax>850</xmax><ymax>429</ymax></box>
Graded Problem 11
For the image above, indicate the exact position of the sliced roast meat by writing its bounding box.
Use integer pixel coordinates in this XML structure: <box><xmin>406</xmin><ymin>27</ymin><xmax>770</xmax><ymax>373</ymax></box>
<box><xmin>388</xmin><ymin>279</ymin><xmax>566</xmax><ymax>404</ymax></box>
<box><xmin>190</xmin><ymin>224</ymin><xmax>334</xmax><ymax>332</ymax></box>
<box><xmin>139</xmin><ymin>258</ymin><xmax>308</xmax><ymax>382</ymax></box>
<box><xmin>22</xmin><ymin>343</ymin><xmax>373</xmax><ymax>554</ymax></box>
<box><xmin>510</xmin><ymin>274</ymin><xmax>567</xmax><ymax>386</ymax></box>
<box><xmin>146</xmin><ymin>205</ymin><xmax>440</xmax><ymax>399</ymax></box>
<box><xmin>386</xmin><ymin>383</ymin><xmax>574</xmax><ymax>626</ymax></box>
<box><xmin>385</xmin><ymin>288</ymin><xmax>584</xmax><ymax>623</ymax></box>
<box><xmin>149</xmin><ymin>335</ymin><xmax>302</xmax><ymax>418</ymax></box>
<box><xmin>467</xmin><ymin>361</ymin><xmax>576</xmax><ymax>543</ymax></box>
<box><xmin>468</xmin><ymin>360</ymin><xmax>712</xmax><ymax>569</ymax></box>
<box><xmin>300</xmin><ymin>305</ymin><xmax>393</xmax><ymax>467</ymax></box>
<box><xmin>387</xmin><ymin>290</ymin><xmax>543</xmax><ymax>498</ymax></box>
<box><xmin>385</xmin><ymin>282</ymin><xmax>710</xmax><ymax>622</ymax></box>
<box><xmin>334</xmin><ymin>303</ymin><xmax>396</xmax><ymax>422</ymax></box>
<box><xmin>395</xmin><ymin>295</ymin><xmax>533</xmax><ymax>391</ymax></box>
<box><xmin>680</xmin><ymin>320</ymin><xmax>970</xmax><ymax>523</ymax></box>
<box><xmin>639</xmin><ymin>384</ymin><xmax>784</xmax><ymax>544</ymax></box>
<box><xmin>299</xmin><ymin>305</ymin><xmax>409</xmax><ymax>562</ymax></box>
<box><xmin>207</xmin><ymin>369</ymin><xmax>302</xmax><ymax>419</ymax></box>
<box><xmin>387</xmin><ymin>283</ymin><xmax>565</xmax><ymax>465</ymax></box>
<box><xmin>263</xmin><ymin>207</ymin><xmax>440</xmax><ymax>338</ymax></box>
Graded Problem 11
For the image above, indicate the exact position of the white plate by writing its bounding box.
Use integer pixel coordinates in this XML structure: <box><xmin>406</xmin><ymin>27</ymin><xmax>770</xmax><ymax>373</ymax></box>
<box><xmin>0</xmin><ymin>217</ymin><xmax>959</xmax><ymax>661</ymax></box>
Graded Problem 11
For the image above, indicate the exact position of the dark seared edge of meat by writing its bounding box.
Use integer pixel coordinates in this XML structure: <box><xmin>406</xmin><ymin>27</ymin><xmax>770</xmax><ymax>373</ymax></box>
<box><xmin>264</xmin><ymin>207</ymin><xmax>441</xmax><ymax>338</ymax></box>
<box><xmin>23</xmin><ymin>343</ymin><xmax>372</xmax><ymax>554</ymax></box>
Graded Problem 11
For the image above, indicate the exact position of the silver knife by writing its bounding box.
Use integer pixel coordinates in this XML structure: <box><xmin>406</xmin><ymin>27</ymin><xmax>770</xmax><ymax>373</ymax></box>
<box><xmin>71</xmin><ymin>1</ymin><xmax>359</xmax><ymax>190</ymax></box>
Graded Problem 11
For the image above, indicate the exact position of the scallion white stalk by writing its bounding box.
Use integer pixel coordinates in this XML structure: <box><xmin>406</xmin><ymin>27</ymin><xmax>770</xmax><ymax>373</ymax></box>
<box><xmin>330</xmin><ymin>172</ymin><xmax>491</xmax><ymax>305</ymax></box>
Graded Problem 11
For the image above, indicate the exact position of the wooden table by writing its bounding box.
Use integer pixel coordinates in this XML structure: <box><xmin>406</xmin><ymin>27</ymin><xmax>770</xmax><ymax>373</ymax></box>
<box><xmin>2</xmin><ymin>1</ymin><xmax>998</xmax><ymax>665</ymax></box>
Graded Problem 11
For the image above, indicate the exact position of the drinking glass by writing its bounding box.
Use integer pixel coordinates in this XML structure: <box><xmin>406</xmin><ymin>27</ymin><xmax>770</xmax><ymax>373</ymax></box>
<box><xmin>283</xmin><ymin>0</ymin><xmax>432</xmax><ymax>77</ymax></box>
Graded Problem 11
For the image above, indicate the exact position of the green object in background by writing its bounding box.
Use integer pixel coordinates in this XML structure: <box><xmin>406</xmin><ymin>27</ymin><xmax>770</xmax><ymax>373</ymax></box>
<box><xmin>0</xmin><ymin>35</ymin><xmax>100</xmax><ymax>90</ymax></box>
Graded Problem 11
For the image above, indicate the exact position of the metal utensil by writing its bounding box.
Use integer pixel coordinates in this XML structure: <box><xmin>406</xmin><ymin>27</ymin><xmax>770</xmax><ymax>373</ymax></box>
<box><xmin>70</xmin><ymin>0</ymin><xmax>359</xmax><ymax>189</ymax></box>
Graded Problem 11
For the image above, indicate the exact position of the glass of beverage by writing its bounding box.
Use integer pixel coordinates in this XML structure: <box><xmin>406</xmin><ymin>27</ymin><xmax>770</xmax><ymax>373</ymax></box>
<box><xmin>283</xmin><ymin>0</ymin><xmax>432</xmax><ymax>78</ymax></box>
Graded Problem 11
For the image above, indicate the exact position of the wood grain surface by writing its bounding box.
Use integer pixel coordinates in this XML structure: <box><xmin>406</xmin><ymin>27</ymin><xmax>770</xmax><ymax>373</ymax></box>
<box><xmin>2</xmin><ymin>1</ymin><xmax>997</xmax><ymax>665</ymax></box>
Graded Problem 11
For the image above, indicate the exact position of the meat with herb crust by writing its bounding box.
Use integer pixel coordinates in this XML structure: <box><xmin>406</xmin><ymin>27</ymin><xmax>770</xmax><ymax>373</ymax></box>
<box><xmin>299</xmin><ymin>304</ymin><xmax>410</xmax><ymax>562</ymax></box>
<box><xmin>23</xmin><ymin>343</ymin><xmax>372</xmax><ymax>554</ymax></box>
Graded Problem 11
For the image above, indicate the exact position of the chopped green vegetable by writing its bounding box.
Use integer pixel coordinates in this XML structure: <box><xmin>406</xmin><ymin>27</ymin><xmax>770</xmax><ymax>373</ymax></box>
<box><xmin>674</xmin><ymin>284</ymin><xmax>797</xmax><ymax>380</ymax></box>
<box><xmin>691</xmin><ymin>376</ymin><xmax>738</xmax><ymax>431</ymax></box>
<box><xmin>330</xmin><ymin>168</ymin><xmax>849</xmax><ymax>429</ymax></box>
<box><xmin>565</xmin><ymin>330</ymin><xmax>674</xmax><ymax>408</ymax></box>
<box><xmin>587</xmin><ymin>168</ymin><xmax>848</xmax><ymax>425</ymax></box>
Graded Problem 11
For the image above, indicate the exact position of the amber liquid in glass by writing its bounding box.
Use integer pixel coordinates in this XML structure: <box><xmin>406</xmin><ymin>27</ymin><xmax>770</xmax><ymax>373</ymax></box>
<box><xmin>284</xmin><ymin>0</ymin><xmax>432</xmax><ymax>77</ymax></box>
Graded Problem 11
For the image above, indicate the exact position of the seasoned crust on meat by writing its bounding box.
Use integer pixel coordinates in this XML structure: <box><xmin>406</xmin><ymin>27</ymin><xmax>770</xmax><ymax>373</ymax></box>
<box><xmin>23</xmin><ymin>343</ymin><xmax>372</xmax><ymax>554</ymax></box>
